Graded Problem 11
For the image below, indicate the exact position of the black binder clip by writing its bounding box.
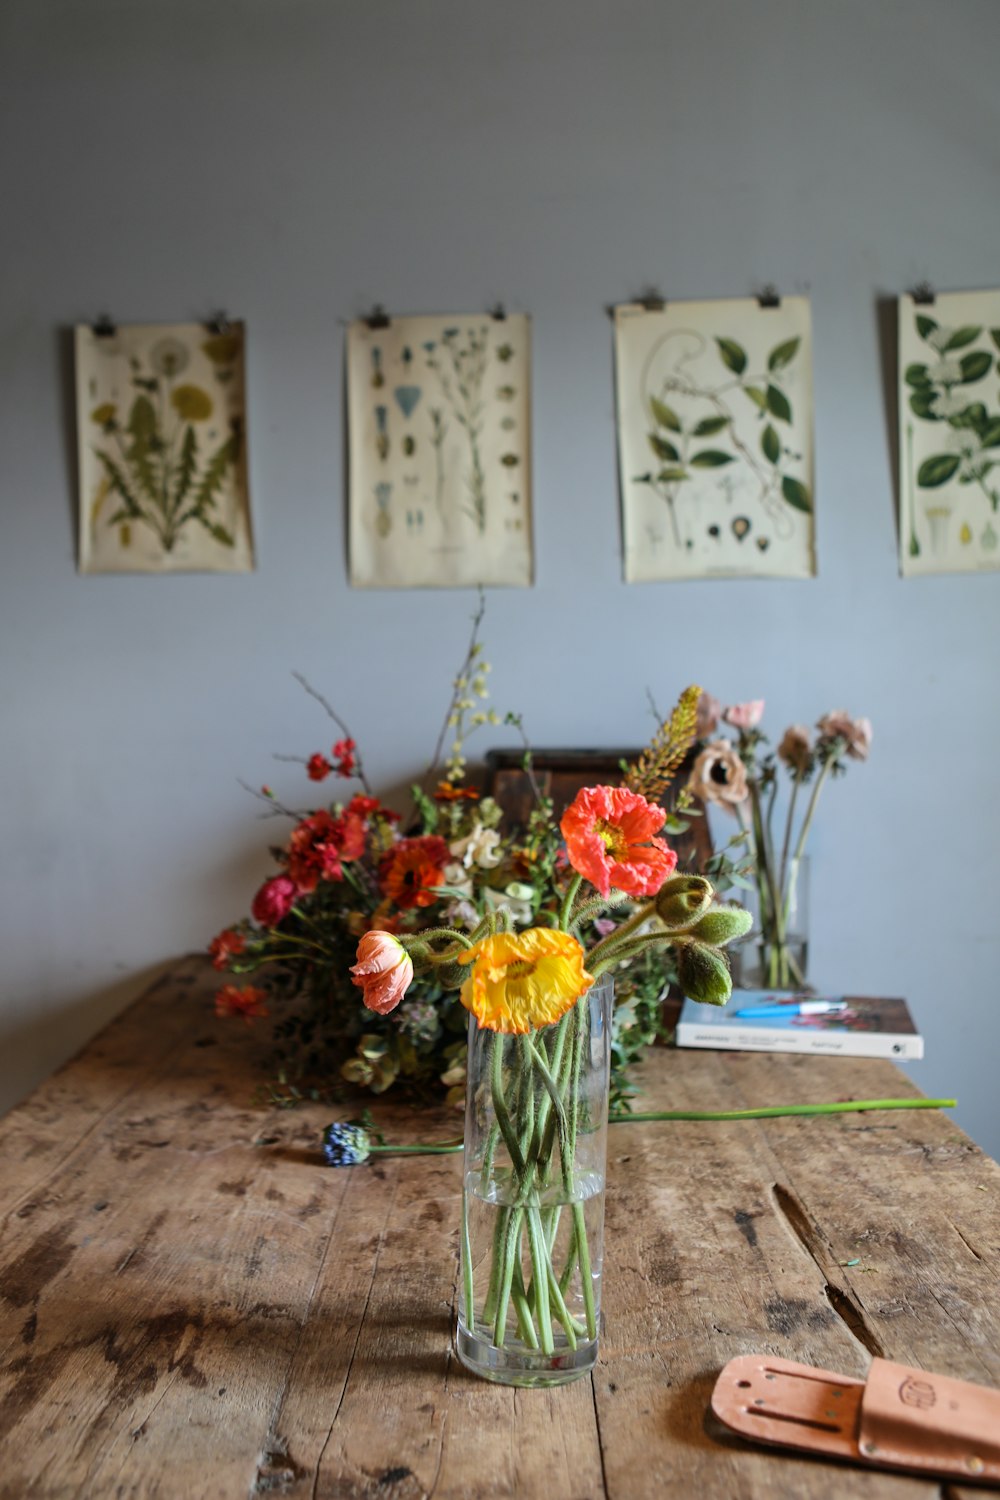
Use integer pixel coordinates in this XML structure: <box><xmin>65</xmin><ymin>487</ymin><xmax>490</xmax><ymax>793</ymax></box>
<box><xmin>757</xmin><ymin>284</ymin><xmax>781</xmax><ymax>309</ymax></box>
<box><xmin>911</xmin><ymin>282</ymin><xmax>936</xmax><ymax>306</ymax></box>
<box><xmin>489</xmin><ymin>302</ymin><xmax>507</xmax><ymax>321</ymax></box>
<box><xmin>92</xmin><ymin>314</ymin><xmax>117</xmax><ymax>337</ymax></box>
<box><xmin>207</xmin><ymin>310</ymin><xmax>231</xmax><ymax>335</ymax></box>
<box><xmin>638</xmin><ymin>287</ymin><xmax>666</xmax><ymax>312</ymax></box>
<box><xmin>365</xmin><ymin>304</ymin><xmax>391</xmax><ymax>330</ymax></box>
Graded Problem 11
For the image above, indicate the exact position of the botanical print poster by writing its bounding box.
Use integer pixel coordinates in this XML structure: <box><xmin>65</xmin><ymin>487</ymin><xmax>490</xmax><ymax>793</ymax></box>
<box><xmin>614</xmin><ymin>298</ymin><xmax>815</xmax><ymax>581</ymax></box>
<box><xmin>76</xmin><ymin>321</ymin><xmax>254</xmax><ymax>573</ymax></box>
<box><xmin>899</xmin><ymin>290</ymin><xmax>1000</xmax><ymax>577</ymax></box>
<box><xmin>348</xmin><ymin>314</ymin><xmax>533</xmax><ymax>587</ymax></box>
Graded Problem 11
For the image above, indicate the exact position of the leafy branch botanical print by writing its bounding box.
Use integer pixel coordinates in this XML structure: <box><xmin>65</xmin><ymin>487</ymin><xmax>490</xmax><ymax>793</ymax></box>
<box><xmin>89</xmin><ymin>335</ymin><xmax>241</xmax><ymax>554</ymax></box>
<box><xmin>904</xmin><ymin>315</ymin><xmax>1000</xmax><ymax>539</ymax></box>
<box><xmin>424</xmin><ymin>326</ymin><xmax>489</xmax><ymax>532</ymax></box>
<box><xmin>636</xmin><ymin>329</ymin><xmax>811</xmax><ymax>549</ymax></box>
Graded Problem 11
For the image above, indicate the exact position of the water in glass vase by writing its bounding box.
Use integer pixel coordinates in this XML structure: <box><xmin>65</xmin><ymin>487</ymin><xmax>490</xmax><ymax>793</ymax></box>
<box><xmin>456</xmin><ymin>1166</ymin><xmax>605</xmax><ymax>1386</ymax></box>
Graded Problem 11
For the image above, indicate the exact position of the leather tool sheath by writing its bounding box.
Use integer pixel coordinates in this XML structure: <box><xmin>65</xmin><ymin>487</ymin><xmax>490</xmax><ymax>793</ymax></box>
<box><xmin>711</xmin><ymin>1353</ymin><xmax>1000</xmax><ymax>1484</ymax></box>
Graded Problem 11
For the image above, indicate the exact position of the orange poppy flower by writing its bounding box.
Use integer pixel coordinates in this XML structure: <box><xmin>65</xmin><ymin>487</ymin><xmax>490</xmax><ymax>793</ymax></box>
<box><xmin>560</xmin><ymin>785</ymin><xmax>676</xmax><ymax>899</ymax></box>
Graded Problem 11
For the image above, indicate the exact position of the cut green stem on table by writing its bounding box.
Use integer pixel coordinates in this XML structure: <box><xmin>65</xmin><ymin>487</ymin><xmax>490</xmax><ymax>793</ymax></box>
<box><xmin>356</xmin><ymin>1098</ymin><xmax>958</xmax><ymax>1158</ymax></box>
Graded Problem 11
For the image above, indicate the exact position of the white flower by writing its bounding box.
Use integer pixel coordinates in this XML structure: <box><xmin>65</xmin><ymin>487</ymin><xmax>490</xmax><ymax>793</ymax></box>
<box><xmin>925</xmin><ymin>326</ymin><xmax>954</xmax><ymax>354</ymax></box>
<box><xmin>932</xmin><ymin>390</ymin><xmax>972</xmax><ymax>419</ymax></box>
<box><xmin>450</xmin><ymin>824</ymin><xmax>503</xmax><ymax>870</ymax></box>
<box><xmin>928</xmin><ymin>358</ymin><xmax>962</xmax><ymax>384</ymax></box>
<box><xmin>482</xmin><ymin>885</ymin><xmax>533</xmax><ymax>927</ymax></box>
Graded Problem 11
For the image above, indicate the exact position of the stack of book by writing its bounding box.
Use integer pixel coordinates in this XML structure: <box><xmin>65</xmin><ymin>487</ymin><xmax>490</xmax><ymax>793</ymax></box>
<box><xmin>676</xmin><ymin>990</ymin><xmax>923</xmax><ymax>1059</ymax></box>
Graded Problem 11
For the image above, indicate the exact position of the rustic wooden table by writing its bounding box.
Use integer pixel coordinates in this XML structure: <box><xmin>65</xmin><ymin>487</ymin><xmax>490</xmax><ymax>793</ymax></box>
<box><xmin>2</xmin><ymin>957</ymin><xmax>998</xmax><ymax>1499</ymax></box>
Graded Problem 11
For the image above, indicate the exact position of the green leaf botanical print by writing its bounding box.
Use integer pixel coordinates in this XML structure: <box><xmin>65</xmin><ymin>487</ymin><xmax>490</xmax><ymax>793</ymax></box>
<box><xmin>905</xmin><ymin>305</ymin><xmax>1000</xmax><ymax>523</ymax></box>
<box><xmin>649</xmin><ymin>433</ymin><xmax>680</xmax><ymax>462</ymax></box>
<box><xmin>690</xmin><ymin>449</ymin><xmax>735</xmax><ymax>468</ymax></box>
<box><xmin>761</xmin><ymin>423</ymin><xmax>781</xmax><ymax>464</ymax></box>
<box><xmin>916</xmin><ymin>314</ymin><xmax>939</xmax><ymax>340</ymax></box>
<box><xmin>768</xmin><ymin>338</ymin><xmax>800</xmax><ymax>372</ymax></box>
<box><xmin>692</xmin><ymin>415</ymin><xmax>730</xmax><ymax>436</ymax></box>
<box><xmin>959</xmin><ymin>350</ymin><xmax>992</xmax><ymax>384</ymax></box>
<box><xmin>766</xmin><ymin>384</ymin><xmax>792</xmax><ymax>423</ymax></box>
<box><xmin>943</xmin><ymin>326</ymin><xmax>982</xmax><ymax>351</ymax></box>
<box><xmin>780</xmin><ymin>475</ymin><xmax>812</xmax><ymax>512</ymax></box>
<box><xmin>917</xmin><ymin>454</ymin><xmax>961</xmax><ymax>487</ymax></box>
<box><xmin>650</xmin><ymin>396</ymin><xmax>682</xmax><ymax>431</ymax></box>
<box><xmin>715</xmin><ymin>337</ymin><xmax>747</xmax><ymax>375</ymax></box>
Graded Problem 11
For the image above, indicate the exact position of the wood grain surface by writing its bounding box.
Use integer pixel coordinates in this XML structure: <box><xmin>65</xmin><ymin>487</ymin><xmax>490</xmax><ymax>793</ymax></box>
<box><xmin>1</xmin><ymin>957</ymin><xmax>997</xmax><ymax>1499</ymax></box>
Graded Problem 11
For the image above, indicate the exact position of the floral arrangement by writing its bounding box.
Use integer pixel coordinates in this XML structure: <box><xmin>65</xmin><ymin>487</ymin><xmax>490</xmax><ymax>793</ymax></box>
<box><xmin>209</xmin><ymin>603</ymin><xmax>750</xmax><ymax>1110</ymax></box>
<box><xmin>687</xmin><ymin>698</ymin><xmax>872</xmax><ymax>987</ymax></box>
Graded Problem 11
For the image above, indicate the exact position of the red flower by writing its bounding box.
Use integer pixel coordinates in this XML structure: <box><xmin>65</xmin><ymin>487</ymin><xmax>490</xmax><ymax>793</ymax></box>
<box><xmin>560</xmin><ymin>785</ymin><xmax>677</xmax><ymax>899</ymax></box>
<box><xmin>379</xmin><ymin>835</ymin><xmax>450</xmax><ymax>909</ymax></box>
<box><xmin>209</xmin><ymin>928</ymin><xmax>245</xmax><ymax>970</ymax></box>
<box><xmin>333</xmin><ymin>737</ymin><xmax>356</xmax><ymax>777</ymax></box>
<box><xmin>307</xmin><ymin>753</ymin><xmax>333</xmax><ymax>781</ymax></box>
<box><xmin>251</xmin><ymin>874</ymin><xmax>298</xmax><ymax>926</ymax></box>
<box><xmin>215</xmin><ymin>984</ymin><xmax>269</xmax><ymax>1024</ymax></box>
<box><xmin>348</xmin><ymin>794</ymin><xmax>380</xmax><ymax>816</ymax></box>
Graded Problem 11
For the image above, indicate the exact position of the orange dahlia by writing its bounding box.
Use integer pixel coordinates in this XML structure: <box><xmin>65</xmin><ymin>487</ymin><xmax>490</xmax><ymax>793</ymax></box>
<box><xmin>560</xmin><ymin>784</ymin><xmax>676</xmax><ymax>899</ymax></box>
<box><xmin>379</xmin><ymin>835</ymin><xmax>450</xmax><ymax>909</ymax></box>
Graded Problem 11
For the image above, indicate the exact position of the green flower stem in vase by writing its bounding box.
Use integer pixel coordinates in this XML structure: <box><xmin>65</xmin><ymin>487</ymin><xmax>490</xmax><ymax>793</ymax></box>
<box><xmin>455</xmin><ymin>975</ymin><xmax>613</xmax><ymax>1386</ymax></box>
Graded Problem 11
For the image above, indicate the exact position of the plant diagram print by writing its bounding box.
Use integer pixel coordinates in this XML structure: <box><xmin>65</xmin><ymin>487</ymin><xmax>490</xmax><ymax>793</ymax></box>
<box><xmin>76</xmin><ymin>322</ymin><xmax>254</xmax><ymax>574</ymax></box>
<box><xmin>898</xmin><ymin>289</ymin><xmax>1000</xmax><ymax>577</ymax></box>
<box><xmin>614</xmin><ymin>298</ymin><xmax>815</xmax><ymax>581</ymax></box>
<box><xmin>348</xmin><ymin>314</ymin><xmax>533</xmax><ymax>587</ymax></box>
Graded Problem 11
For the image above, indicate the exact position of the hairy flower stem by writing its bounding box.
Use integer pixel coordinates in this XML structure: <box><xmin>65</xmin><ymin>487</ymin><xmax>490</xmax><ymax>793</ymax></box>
<box><xmin>583</xmin><ymin>903</ymin><xmax>654</xmax><ymax>970</ymax></box>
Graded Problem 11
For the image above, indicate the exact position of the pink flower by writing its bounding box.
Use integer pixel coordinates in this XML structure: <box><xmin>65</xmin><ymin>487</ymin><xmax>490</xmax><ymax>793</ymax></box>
<box><xmin>350</xmin><ymin>931</ymin><xmax>415</xmax><ymax>1015</ymax></box>
<box><xmin>777</xmin><ymin>725</ymin><xmax>812</xmax><ymax>775</ymax></box>
<box><xmin>816</xmin><ymin>711</ymin><xmax>872</xmax><ymax>761</ymax></box>
<box><xmin>723</xmin><ymin>700</ymin><xmax>765</xmax><ymax>730</ymax></box>
<box><xmin>251</xmin><ymin>874</ymin><xmax>298</xmax><ymax>926</ymax></box>
<box><xmin>695</xmin><ymin>692</ymin><xmax>721</xmax><ymax>739</ymax></box>
<box><xmin>560</xmin><ymin>785</ymin><xmax>677</xmax><ymax>899</ymax></box>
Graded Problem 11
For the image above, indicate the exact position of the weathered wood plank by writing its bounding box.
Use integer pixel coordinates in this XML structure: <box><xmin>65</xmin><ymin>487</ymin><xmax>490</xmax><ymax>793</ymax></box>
<box><xmin>1</xmin><ymin>959</ymin><xmax>998</xmax><ymax>1500</ymax></box>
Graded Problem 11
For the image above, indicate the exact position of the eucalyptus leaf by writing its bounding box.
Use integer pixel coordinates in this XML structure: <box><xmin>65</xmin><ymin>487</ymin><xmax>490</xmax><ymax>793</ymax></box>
<box><xmin>715</xmin><ymin>337</ymin><xmax>747</xmax><ymax>375</ymax></box>
<box><xmin>650</xmin><ymin>396</ymin><xmax>682</xmax><ymax>432</ymax></box>
<box><xmin>766</xmin><ymin>384</ymin><xmax>792</xmax><ymax>423</ymax></box>
<box><xmin>690</xmin><ymin>450</ymin><xmax>735</xmax><ymax>468</ymax></box>
<box><xmin>944</xmin><ymin>326</ymin><xmax>983</xmax><ymax>351</ymax></box>
<box><xmin>692</xmin><ymin>415</ymin><xmax>730</xmax><ymax>436</ymax></box>
<box><xmin>916</xmin><ymin>453</ymin><xmax>960</xmax><ymax>487</ymax></box>
<box><xmin>761</xmin><ymin>423</ymin><xmax>781</xmax><ymax>464</ymax></box>
<box><xmin>768</xmin><ymin>337</ymin><xmax>800</xmax><ymax>372</ymax></box>
<box><xmin>781</xmin><ymin>475</ymin><xmax>812</xmax><ymax>512</ymax></box>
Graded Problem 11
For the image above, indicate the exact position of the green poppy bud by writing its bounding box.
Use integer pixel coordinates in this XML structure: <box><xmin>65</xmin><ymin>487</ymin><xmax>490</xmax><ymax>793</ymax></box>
<box><xmin>654</xmin><ymin>874</ymin><xmax>714</xmax><ymax>929</ymax></box>
<box><xmin>436</xmin><ymin>960</ymin><xmax>469</xmax><ymax>990</ymax></box>
<box><xmin>687</xmin><ymin>905</ymin><xmax>753</xmax><ymax>948</ymax></box>
<box><xmin>675</xmin><ymin>940</ymin><xmax>732</xmax><ymax>1006</ymax></box>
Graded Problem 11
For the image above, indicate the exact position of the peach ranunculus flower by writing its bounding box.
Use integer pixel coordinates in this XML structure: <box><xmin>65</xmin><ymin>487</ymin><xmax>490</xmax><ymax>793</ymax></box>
<box><xmin>723</xmin><ymin>700</ymin><xmax>765</xmax><ymax>731</ymax></box>
<box><xmin>695</xmin><ymin>691</ymin><xmax>721</xmax><ymax>739</ymax></box>
<box><xmin>816</xmin><ymin>711</ymin><xmax>872</xmax><ymax>761</ymax></box>
<box><xmin>350</xmin><ymin>931</ymin><xmax>415</xmax><ymax>1015</ymax></box>
<box><xmin>688</xmin><ymin>741</ymin><xmax>749</xmax><ymax>811</ymax></box>
<box><xmin>459</xmin><ymin>928</ymin><xmax>594</xmax><ymax>1034</ymax></box>
<box><xmin>560</xmin><ymin>785</ymin><xmax>677</xmax><ymax>899</ymax></box>
<box><xmin>777</xmin><ymin>724</ymin><xmax>813</xmax><ymax>776</ymax></box>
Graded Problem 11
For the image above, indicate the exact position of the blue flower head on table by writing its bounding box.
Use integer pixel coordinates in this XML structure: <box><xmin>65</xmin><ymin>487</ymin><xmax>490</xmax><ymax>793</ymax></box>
<box><xmin>322</xmin><ymin>1122</ymin><xmax>371</xmax><ymax>1168</ymax></box>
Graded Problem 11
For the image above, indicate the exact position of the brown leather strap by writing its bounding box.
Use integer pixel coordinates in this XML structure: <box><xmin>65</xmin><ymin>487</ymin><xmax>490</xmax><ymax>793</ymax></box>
<box><xmin>711</xmin><ymin>1354</ymin><xmax>1000</xmax><ymax>1483</ymax></box>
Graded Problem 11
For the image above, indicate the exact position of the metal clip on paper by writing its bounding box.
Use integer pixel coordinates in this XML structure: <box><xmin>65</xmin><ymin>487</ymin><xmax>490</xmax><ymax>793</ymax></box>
<box><xmin>911</xmin><ymin>282</ymin><xmax>936</xmax><ymax>306</ymax></box>
<box><xmin>712</xmin><ymin>1354</ymin><xmax>1000</xmax><ymax>1484</ymax></box>
<box><xmin>757</xmin><ymin>284</ymin><xmax>781</xmax><ymax>309</ymax></box>
<box><xmin>207</xmin><ymin>310</ymin><xmax>231</xmax><ymax>335</ymax></box>
<box><xmin>638</xmin><ymin>287</ymin><xmax>666</xmax><ymax>312</ymax></box>
<box><xmin>365</xmin><ymin>304</ymin><xmax>391</xmax><ymax>330</ymax></box>
<box><xmin>92</xmin><ymin>314</ymin><xmax>116</xmax><ymax>337</ymax></box>
<box><xmin>488</xmin><ymin>302</ymin><xmax>507</xmax><ymax>321</ymax></box>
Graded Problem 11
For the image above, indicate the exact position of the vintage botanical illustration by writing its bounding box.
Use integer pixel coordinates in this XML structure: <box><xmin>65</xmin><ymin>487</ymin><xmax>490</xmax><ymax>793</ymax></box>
<box><xmin>899</xmin><ymin>290</ymin><xmax>1000</xmax><ymax>577</ymax></box>
<box><xmin>76</xmin><ymin>322</ymin><xmax>253</xmax><ymax>573</ymax></box>
<box><xmin>614</xmin><ymin>298</ymin><xmax>815</xmax><ymax>581</ymax></box>
<box><xmin>348</xmin><ymin>314</ymin><xmax>532</xmax><ymax>587</ymax></box>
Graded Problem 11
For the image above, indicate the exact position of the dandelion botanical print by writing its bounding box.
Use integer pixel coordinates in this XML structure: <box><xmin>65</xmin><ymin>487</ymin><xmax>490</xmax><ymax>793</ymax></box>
<box><xmin>899</xmin><ymin>289</ymin><xmax>1000</xmax><ymax>577</ymax></box>
<box><xmin>614</xmin><ymin>298</ymin><xmax>815</xmax><ymax>581</ymax></box>
<box><xmin>347</xmin><ymin>314</ymin><xmax>533</xmax><ymax>588</ymax></box>
<box><xmin>76</xmin><ymin>321</ymin><xmax>254</xmax><ymax>573</ymax></box>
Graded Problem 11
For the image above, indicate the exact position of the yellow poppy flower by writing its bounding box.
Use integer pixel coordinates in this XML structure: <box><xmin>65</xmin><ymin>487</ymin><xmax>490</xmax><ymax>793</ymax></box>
<box><xmin>171</xmin><ymin>384</ymin><xmax>213</xmax><ymax>421</ymax></box>
<box><xmin>459</xmin><ymin>929</ymin><xmax>593</xmax><ymax>1034</ymax></box>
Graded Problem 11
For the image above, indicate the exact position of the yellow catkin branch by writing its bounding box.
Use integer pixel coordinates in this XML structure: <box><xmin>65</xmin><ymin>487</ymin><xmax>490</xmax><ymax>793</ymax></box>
<box><xmin>624</xmin><ymin>684</ymin><xmax>701</xmax><ymax>803</ymax></box>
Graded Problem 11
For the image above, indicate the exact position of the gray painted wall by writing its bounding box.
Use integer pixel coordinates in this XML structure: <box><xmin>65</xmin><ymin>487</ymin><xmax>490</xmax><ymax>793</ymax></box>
<box><xmin>2</xmin><ymin>0</ymin><xmax>998</xmax><ymax>1154</ymax></box>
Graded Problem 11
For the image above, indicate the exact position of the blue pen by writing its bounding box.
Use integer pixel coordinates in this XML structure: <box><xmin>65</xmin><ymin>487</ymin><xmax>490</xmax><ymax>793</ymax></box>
<box><xmin>733</xmin><ymin>1000</ymin><xmax>848</xmax><ymax>1018</ymax></box>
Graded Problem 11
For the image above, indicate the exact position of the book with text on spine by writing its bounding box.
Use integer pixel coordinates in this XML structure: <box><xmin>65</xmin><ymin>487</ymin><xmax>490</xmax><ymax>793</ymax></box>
<box><xmin>676</xmin><ymin>989</ymin><xmax>923</xmax><ymax>1060</ymax></box>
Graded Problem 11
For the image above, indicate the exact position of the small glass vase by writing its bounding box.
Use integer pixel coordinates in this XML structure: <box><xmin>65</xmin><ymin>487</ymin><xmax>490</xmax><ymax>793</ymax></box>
<box><xmin>455</xmin><ymin>975</ymin><xmax>613</xmax><ymax>1387</ymax></box>
<box><xmin>734</xmin><ymin>855</ymin><xmax>810</xmax><ymax>991</ymax></box>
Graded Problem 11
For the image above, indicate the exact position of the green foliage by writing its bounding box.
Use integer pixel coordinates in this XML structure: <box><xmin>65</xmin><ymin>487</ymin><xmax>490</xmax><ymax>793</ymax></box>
<box><xmin>715</xmin><ymin>337</ymin><xmax>747</xmax><ymax>375</ymax></box>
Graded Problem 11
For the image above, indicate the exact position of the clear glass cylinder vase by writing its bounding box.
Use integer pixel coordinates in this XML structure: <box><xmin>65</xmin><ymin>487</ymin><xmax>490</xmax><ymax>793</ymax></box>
<box><xmin>733</xmin><ymin>854</ymin><xmax>810</xmax><ymax>990</ymax></box>
<box><xmin>454</xmin><ymin>974</ymin><xmax>613</xmax><ymax>1387</ymax></box>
